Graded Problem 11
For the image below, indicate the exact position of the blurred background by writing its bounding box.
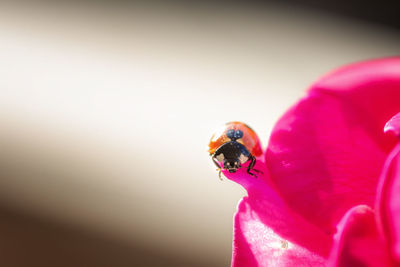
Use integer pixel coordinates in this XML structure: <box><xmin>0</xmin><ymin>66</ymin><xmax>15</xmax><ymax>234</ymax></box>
<box><xmin>0</xmin><ymin>0</ymin><xmax>399</xmax><ymax>266</ymax></box>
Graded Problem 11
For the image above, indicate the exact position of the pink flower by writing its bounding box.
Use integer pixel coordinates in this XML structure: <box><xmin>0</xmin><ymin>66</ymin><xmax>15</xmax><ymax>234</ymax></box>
<box><xmin>222</xmin><ymin>57</ymin><xmax>400</xmax><ymax>266</ymax></box>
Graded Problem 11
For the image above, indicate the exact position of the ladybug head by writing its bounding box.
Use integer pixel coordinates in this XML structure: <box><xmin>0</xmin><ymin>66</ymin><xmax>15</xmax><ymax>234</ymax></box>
<box><xmin>224</xmin><ymin>158</ymin><xmax>241</xmax><ymax>173</ymax></box>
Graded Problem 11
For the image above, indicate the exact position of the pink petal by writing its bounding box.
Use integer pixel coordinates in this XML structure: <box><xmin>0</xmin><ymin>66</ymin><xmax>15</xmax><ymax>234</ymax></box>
<box><xmin>232</xmin><ymin>197</ymin><xmax>328</xmax><ymax>267</ymax></box>
<box><xmin>266</xmin><ymin>57</ymin><xmax>400</xmax><ymax>235</ymax></box>
<box><xmin>329</xmin><ymin>205</ymin><xmax>390</xmax><ymax>267</ymax></box>
<box><xmin>384</xmin><ymin>112</ymin><xmax>400</xmax><ymax>137</ymax></box>
<box><xmin>226</xmin><ymin>165</ymin><xmax>331</xmax><ymax>266</ymax></box>
<box><xmin>376</xmin><ymin>142</ymin><xmax>400</xmax><ymax>262</ymax></box>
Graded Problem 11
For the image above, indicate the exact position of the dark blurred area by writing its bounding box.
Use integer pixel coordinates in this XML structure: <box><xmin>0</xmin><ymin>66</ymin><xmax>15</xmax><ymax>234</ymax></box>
<box><xmin>0</xmin><ymin>0</ymin><xmax>399</xmax><ymax>266</ymax></box>
<box><xmin>88</xmin><ymin>0</ymin><xmax>400</xmax><ymax>28</ymax></box>
<box><xmin>194</xmin><ymin>0</ymin><xmax>400</xmax><ymax>29</ymax></box>
<box><xmin>0</xmin><ymin>204</ymin><xmax>204</xmax><ymax>267</ymax></box>
<box><xmin>272</xmin><ymin>0</ymin><xmax>400</xmax><ymax>29</ymax></box>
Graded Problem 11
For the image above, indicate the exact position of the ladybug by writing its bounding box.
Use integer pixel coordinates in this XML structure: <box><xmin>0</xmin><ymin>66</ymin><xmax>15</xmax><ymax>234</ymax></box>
<box><xmin>208</xmin><ymin>122</ymin><xmax>263</xmax><ymax>179</ymax></box>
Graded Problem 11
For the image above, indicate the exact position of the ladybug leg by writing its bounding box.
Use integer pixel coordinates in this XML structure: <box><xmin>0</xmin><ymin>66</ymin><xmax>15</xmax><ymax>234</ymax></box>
<box><xmin>212</xmin><ymin>156</ymin><xmax>224</xmax><ymax>180</ymax></box>
<box><xmin>212</xmin><ymin>156</ymin><xmax>222</xmax><ymax>169</ymax></box>
<box><xmin>247</xmin><ymin>155</ymin><xmax>263</xmax><ymax>177</ymax></box>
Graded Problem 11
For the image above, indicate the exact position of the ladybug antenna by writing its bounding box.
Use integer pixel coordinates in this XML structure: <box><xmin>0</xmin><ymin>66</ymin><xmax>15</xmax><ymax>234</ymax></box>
<box><xmin>218</xmin><ymin>170</ymin><xmax>223</xmax><ymax>181</ymax></box>
<box><xmin>227</xmin><ymin>129</ymin><xmax>243</xmax><ymax>141</ymax></box>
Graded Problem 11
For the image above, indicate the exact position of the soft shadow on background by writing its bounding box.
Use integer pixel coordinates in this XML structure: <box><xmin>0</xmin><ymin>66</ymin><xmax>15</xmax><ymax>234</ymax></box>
<box><xmin>0</xmin><ymin>1</ymin><xmax>399</xmax><ymax>266</ymax></box>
